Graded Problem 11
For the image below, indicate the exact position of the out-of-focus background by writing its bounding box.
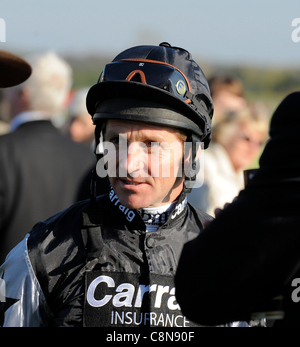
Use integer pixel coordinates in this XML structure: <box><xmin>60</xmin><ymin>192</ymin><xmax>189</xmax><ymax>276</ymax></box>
<box><xmin>0</xmin><ymin>0</ymin><xmax>300</xmax><ymax>222</ymax></box>
<box><xmin>1</xmin><ymin>0</ymin><xmax>300</xmax><ymax>104</ymax></box>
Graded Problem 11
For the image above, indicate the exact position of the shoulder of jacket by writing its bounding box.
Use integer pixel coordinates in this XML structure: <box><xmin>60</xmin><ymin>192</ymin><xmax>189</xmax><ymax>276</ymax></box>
<box><xmin>29</xmin><ymin>198</ymin><xmax>89</xmax><ymax>233</ymax></box>
<box><xmin>187</xmin><ymin>202</ymin><xmax>214</xmax><ymax>223</ymax></box>
<box><xmin>0</xmin><ymin>234</ymin><xmax>52</xmax><ymax>326</ymax></box>
<box><xmin>27</xmin><ymin>195</ymin><xmax>107</xmax><ymax>268</ymax></box>
<box><xmin>0</xmin><ymin>131</ymin><xmax>18</xmax><ymax>148</ymax></box>
<box><xmin>27</xmin><ymin>199</ymin><xmax>95</xmax><ymax>265</ymax></box>
<box><xmin>26</xmin><ymin>199</ymin><xmax>96</xmax><ymax>299</ymax></box>
<box><xmin>27</xmin><ymin>195</ymin><xmax>109</xmax><ymax>304</ymax></box>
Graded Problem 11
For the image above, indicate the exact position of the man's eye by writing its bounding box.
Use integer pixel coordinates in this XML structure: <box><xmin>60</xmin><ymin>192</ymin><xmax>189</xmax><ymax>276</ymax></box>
<box><xmin>110</xmin><ymin>137</ymin><xmax>120</xmax><ymax>145</ymax></box>
<box><xmin>150</xmin><ymin>142</ymin><xmax>160</xmax><ymax>148</ymax></box>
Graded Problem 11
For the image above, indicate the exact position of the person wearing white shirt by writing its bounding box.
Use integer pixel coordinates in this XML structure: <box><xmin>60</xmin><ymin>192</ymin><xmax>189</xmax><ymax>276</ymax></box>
<box><xmin>188</xmin><ymin>108</ymin><xmax>268</xmax><ymax>215</ymax></box>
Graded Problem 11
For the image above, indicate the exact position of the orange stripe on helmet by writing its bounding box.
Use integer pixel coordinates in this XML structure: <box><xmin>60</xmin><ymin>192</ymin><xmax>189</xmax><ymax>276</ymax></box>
<box><xmin>125</xmin><ymin>70</ymin><xmax>147</xmax><ymax>84</ymax></box>
<box><xmin>119</xmin><ymin>58</ymin><xmax>192</xmax><ymax>103</ymax></box>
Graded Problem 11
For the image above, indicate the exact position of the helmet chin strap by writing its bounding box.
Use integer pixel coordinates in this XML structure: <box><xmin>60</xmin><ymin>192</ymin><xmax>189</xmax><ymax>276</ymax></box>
<box><xmin>89</xmin><ymin>124</ymin><xmax>103</xmax><ymax>210</ymax></box>
<box><xmin>184</xmin><ymin>134</ymin><xmax>200</xmax><ymax>194</ymax></box>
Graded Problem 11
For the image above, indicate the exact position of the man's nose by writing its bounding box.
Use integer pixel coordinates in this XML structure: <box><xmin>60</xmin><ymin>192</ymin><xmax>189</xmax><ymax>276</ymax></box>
<box><xmin>119</xmin><ymin>142</ymin><xmax>147</xmax><ymax>177</ymax></box>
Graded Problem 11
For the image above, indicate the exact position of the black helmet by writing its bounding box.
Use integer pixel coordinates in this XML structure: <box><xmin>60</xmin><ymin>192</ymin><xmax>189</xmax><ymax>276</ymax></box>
<box><xmin>86</xmin><ymin>42</ymin><xmax>213</xmax><ymax>149</ymax></box>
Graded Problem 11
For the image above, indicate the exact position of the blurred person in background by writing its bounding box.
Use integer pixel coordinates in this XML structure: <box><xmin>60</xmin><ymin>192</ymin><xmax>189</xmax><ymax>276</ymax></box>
<box><xmin>0</xmin><ymin>50</ymin><xmax>32</xmax><ymax>134</ymax></box>
<box><xmin>0</xmin><ymin>91</ymin><xmax>8</xmax><ymax>135</ymax></box>
<box><xmin>188</xmin><ymin>107</ymin><xmax>269</xmax><ymax>215</ymax></box>
<box><xmin>208</xmin><ymin>75</ymin><xmax>247</xmax><ymax>124</ymax></box>
<box><xmin>0</xmin><ymin>51</ymin><xmax>97</xmax><ymax>263</ymax></box>
<box><xmin>64</xmin><ymin>87</ymin><xmax>110</xmax><ymax>198</ymax></box>
<box><xmin>67</xmin><ymin>87</ymin><xmax>95</xmax><ymax>148</ymax></box>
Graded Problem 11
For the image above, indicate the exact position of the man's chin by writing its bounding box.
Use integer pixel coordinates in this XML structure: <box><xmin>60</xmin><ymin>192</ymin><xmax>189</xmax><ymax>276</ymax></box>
<box><xmin>112</xmin><ymin>180</ymin><xmax>152</xmax><ymax>209</ymax></box>
<box><xmin>117</xmin><ymin>195</ymin><xmax>149</xmax><ymax>210</ymax></box>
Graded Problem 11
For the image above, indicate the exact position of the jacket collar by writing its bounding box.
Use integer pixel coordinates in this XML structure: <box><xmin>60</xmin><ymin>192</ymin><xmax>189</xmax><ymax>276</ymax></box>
<box><xmin>10</xmin><ymin>111</ymin><xmax>51</xmax><ymax>132</ymax></box>
<box><xmin>106</xmin><ymin>185</ymin><xmax>187</xmax><ymax>232</ymax></box>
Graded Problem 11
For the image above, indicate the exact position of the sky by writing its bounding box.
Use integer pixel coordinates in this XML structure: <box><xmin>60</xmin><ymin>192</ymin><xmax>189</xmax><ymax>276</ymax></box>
<box><xmin>1</xmin><ymin>0</ymin><xmax>300</xmax><ymax>67</ymax></box>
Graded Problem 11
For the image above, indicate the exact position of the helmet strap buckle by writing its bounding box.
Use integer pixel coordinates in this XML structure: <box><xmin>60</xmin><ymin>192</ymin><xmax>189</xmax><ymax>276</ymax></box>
<box><xmin>184</xmin><ymin>134</ymin><xmax>200</xmax><ymax>194</ymax></box>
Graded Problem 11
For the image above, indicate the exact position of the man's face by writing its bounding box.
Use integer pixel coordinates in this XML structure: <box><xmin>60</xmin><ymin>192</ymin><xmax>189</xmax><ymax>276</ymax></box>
<box><xmin>225</xmin><ymin>123</ymin><xmax>265</xmax><ymax>171</ymax></box>
<box><xmin>104</xmin><ymin>119</ymin><xmax>185</xmax><ymax>209</ymax></box>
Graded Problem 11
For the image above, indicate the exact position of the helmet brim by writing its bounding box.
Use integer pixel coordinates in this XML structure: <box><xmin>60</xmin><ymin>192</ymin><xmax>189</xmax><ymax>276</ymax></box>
<box><xmin>87</xmin><ymin>80</ymin><xmax>208</xmax><ymax>139</ymax></box>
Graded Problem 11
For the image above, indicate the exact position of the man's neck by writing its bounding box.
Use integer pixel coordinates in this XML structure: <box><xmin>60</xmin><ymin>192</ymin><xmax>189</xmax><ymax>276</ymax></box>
<box><xmin>140</xmin><ymin>202</ymin><xmax>177</xmax><ymax>232</ymax></box>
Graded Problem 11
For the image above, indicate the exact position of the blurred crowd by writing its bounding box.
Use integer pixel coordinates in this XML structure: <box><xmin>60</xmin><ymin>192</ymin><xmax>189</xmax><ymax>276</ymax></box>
<box><xmin>188</xmin><ymin>75</ymin><xmax>270</xmax><ymax>215</ymax></box>
<box><xmin>0</xmin><ymin>51</ymin><xmax>109</xmax><ymax>263</ymax></box>
<box><xmin>0</xmin><ymin>50</ymin><xmax>271</xmax><ymax>262</ymax></box>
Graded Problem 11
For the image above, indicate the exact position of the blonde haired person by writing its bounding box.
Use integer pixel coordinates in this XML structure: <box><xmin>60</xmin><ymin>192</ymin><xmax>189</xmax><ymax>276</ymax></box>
<box><xmin>188</xmin><ymin>107</ymin><xmax>269</xmax><ymax>215</ymax></box>
<box><xmin>208</xmin><ymin>75</ymin><xmax>247</xmax><ymax>124</ymax></box>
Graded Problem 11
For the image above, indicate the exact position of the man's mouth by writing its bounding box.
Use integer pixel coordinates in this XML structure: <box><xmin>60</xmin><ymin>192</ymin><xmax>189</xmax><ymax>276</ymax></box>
<box><xmin>121</xmin><ymin>179</ymin><xmax>143</xmax><ymax>186</ymax></box>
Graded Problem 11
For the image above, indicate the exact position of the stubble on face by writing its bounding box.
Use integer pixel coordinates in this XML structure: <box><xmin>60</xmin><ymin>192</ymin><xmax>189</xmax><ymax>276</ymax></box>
<box><xmin>104</xmin><ymin>119</ymin><xmax>185</xmax><ymax>209</ymax></box>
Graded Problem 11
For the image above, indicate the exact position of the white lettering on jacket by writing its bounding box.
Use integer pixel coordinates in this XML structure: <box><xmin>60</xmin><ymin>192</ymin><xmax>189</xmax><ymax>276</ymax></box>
<box><xmin>87</xmin><ymin>275</ymin><xmax>180</xmax><ymax>310</ymax></box>
<box><xmin>109</xmin><ymin>188</ymin><xmax>136</xmax><ymax>222</ymax></box>
<box><xmin>171</xmin><ymin>197</ymin><xmax>187</xmax><ymax>219</ymax></box>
